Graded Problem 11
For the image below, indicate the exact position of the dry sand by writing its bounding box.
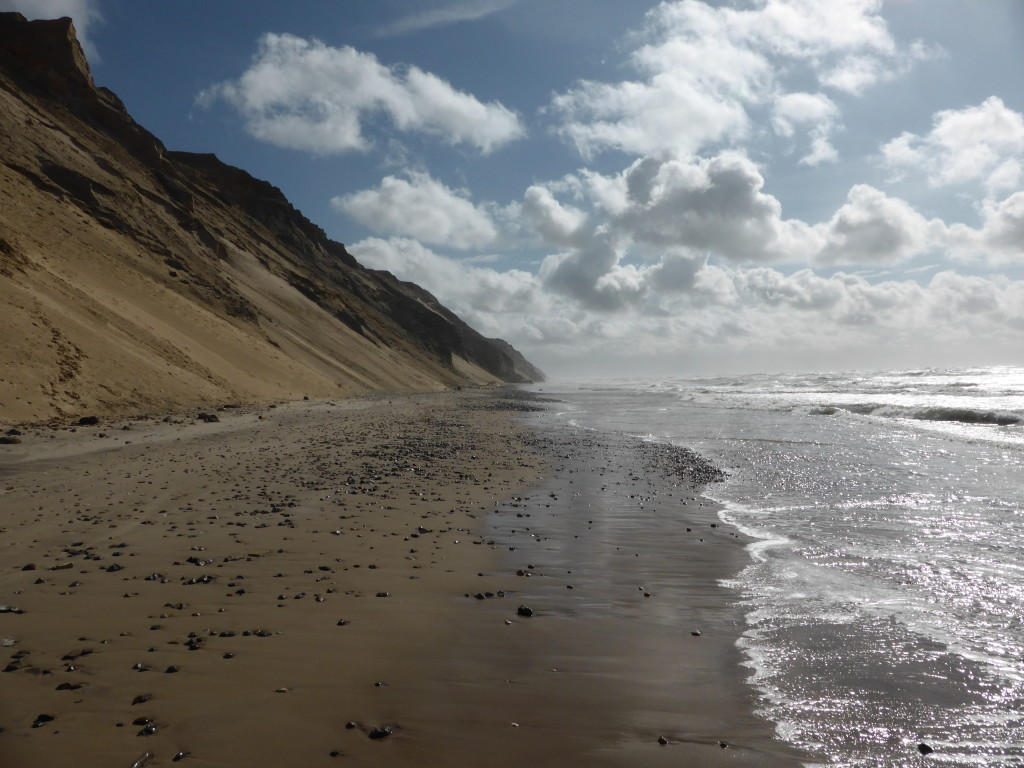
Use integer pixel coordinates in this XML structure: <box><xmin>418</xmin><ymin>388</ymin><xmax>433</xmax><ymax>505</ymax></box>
<box><xmin>0</xmin><ymin>390</ymin><xmax>809</xmax><ymax>767</ymax></box>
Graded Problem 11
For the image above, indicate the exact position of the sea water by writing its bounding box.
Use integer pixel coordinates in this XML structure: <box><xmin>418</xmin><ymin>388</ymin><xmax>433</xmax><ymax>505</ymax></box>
<box><xmin>527</xmin><ymin>366</ymin><xmax>1024</xmax><ymax>766</ymax></box>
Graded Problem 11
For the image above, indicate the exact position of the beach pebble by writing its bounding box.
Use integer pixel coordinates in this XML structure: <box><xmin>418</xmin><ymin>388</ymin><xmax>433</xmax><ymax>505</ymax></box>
<box><xmin>368</xmin><ymin>726</ymin><xmax>393</xmax><ymax>740</ymax></box>
<box><xmin>516</xmin><ymin>605</ymin><xmax>534</xmax><ymax>617</ymax></box>
<box><xmin>918</xmin><ymin>743</ymin><xmax>934</xmax><ymax>755</ymax></box>
<box><xmin>31</xmin><ymin>713</ymin><xmax>55</xmax><ymax>728</ymax></box>
<box><xmin>172</xmin><ymin>751</ymin><xmax>189</xmax><ymax>762</ymax></box>
<box><xmin>657</xmin><ymin>736</ymin><xmax>668</xmax><ymax>745</ymax></box>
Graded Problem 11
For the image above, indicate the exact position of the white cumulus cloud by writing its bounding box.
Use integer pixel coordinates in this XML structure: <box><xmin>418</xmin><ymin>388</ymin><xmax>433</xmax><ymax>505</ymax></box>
<box><xmin>198</xmin><ymin>33</ymin><xmax>524</xmax><ymax>155</ymax></box>
<box><xmin>947</xmin><ymin>191</ymin><xmax>1024</xmax><ymax>266</ymax></box>
<box><xmin>815</xmin><ymin>185</ymin><xmax>945</xmax><ymax>265</ymax></box>
<box><xmin>549</xmin><ymin>0</ymin><xmax>927</xmax><ymax>158</ymax></box>
<box><xmin>771</xmin><ymin>92</ymin><xmax>840</xmax><ymax>165</ymax></box>
<box><xmin>881</xmin><ymin>97</ymin><xmax>1024</xmax><ymax>194</ymax></box>
<box><xmin>333</xmin><ymin>172</ymin><xmax>498</xmax><ymax>250</ymax></box>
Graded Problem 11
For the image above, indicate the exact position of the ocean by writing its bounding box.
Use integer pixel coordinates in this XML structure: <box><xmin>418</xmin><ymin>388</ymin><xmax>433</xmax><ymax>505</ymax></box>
<box><xmin>527</xmin><ymin>366</ymin><xmax>1024</xmax><ymax>766</ymax></box>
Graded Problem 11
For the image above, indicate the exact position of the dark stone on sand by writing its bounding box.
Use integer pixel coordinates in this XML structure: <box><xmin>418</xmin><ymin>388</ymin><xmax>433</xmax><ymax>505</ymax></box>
<box><xmin>164</xmin><ymin>665</ymin><xmax>180</xmax><ymax>673</ymax></box>
<box><xmin>368</xmin><ymin>726</ymin><xmax>393</xmax><ymax>740</ymax></box>
<box><xmin>516</xmin><ymin>605</ymin><xmax>534</xmax><ymax>617</ymax></box>
<box><xmin>197</xmin><ymin>413</ymin><xmax>219</xmax><ymax>423</ymax></box>
<box><xmin>375</xmin><ymin>592</ymin><xmax>389</xmax><ymax>598</ymax></box>
<box><xmin>918</xmin><ymin>743</ymin><xmax>934</xmax><ymax>755</ymax></box>
<box><xmin>106</xmin><ymin>563</ymin><xmax>125</xmax><ymax>572</ymax></box>
<box><xmin>21</xmin><ymin>563</ymin><xmax>36</xmax><ymax>571</ymax></box>
<box><xmin>32</xmin><ymin>713</ymin><xmax>55</xmax><ymax>728</ymax></box>
<box><xmin>131</xmin><ymin>694</ymin><xmax>152</xmax><ymax>705</ymax></box>
<box><xmin>345</xmin><ymin>721</ymin><xmax>358</xmax><ymax>729</ymax></box>
<box><xmin>691</xmin><ymin>631</ymin><xmax>701</xmax><ymax>636</ymax></box>
<box><xmin>336</xmin><ymin>619</ymin><xmax>348</xmax><ymax>626</ymax></box>
<box><xmin>0</xmin><ymin>436</ymin><xmax>21</xmax><ymax>444</ymax></box>
<box><xmin>172</xmin><ymin>751</ymin><xmax>189</xmax><ymax>762</ymax></box>
<box><xmin>78</xmin><ymin>416</ymin><xmax>100</xmax><ymax>426</ymax></box>
<box><xmin>5</xmin><ymin>428</ymin><xmax>21</xmax><ymax>435</ymax></box>
<box><xmin>657</xmin><ymin>736</ymin><xmax>668</xmax><ymax>745</ymax></box>
<box><xmin>138</xmin><ymin>723</ymin><xmax>157</xmax><ymax>736</ymax></box>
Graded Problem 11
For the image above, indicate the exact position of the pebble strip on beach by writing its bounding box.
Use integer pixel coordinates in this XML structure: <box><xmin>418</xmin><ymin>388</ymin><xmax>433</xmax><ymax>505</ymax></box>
<box><xmin>0</xmin><ymin>390</ymin><xmax>807</xmax><ymax>768</ymax></box>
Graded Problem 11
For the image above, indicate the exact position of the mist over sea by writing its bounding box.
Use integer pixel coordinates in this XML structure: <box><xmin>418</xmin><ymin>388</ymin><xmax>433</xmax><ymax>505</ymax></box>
<box><xmin>529</xmin><ymin>366</ymin><xmax>1024</xmax><ymax>767</ymax></box>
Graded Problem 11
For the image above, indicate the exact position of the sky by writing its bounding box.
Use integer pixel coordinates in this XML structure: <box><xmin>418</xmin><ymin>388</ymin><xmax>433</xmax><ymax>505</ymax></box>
<box><xmin>4</xmin><ymin>0</ymin><xmax>1024</xmax><ymax>378</ymax></box>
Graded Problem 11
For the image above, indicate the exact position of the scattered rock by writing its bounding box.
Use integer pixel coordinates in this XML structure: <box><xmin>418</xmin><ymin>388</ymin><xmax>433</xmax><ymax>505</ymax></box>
<box><xmin>918</xmin><ymin>743</ymin><xmax>934</xmax><ymax>755</ymax></box>
<box><xmin>657</xmin><ymin>736</ymin><xmax>668</xmax><ymax>745</ymax></box>
<box><xmin>516</xmin><ymin>605</ymin><xmax>534</xmax><ymax>617</ymax></box>
<box><xmin>368</xmin><ymin>726</ymin><xmax>393</xmax><ymax>740</ymax></box>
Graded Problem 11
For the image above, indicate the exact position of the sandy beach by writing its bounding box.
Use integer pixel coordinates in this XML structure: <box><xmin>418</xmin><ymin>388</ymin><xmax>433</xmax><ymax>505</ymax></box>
<box><xmin>0</xmin><ymin>389</ymin><xmax>807</xmax><ymax>767</ymax></box>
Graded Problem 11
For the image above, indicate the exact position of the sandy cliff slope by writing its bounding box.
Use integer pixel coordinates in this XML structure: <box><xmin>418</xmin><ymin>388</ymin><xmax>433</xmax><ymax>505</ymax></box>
<box><xmin>0</xmin><ymin>13</ymin><xmax>542</xmax><ymax>425</ymax></box>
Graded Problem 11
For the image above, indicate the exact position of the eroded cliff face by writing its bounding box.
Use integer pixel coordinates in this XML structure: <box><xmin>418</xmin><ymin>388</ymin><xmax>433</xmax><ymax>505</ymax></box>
<box><xmin>0</xmin><ymin>13</ymin><xmax>542</xmax><ymax>423</ymax></box>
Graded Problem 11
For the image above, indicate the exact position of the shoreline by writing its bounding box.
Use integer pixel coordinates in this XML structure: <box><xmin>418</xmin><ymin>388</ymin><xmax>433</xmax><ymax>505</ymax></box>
<box><xmin>0</xmin><ymin>389</ymin><xmax>808</xmax><ymax>767</ymax></box>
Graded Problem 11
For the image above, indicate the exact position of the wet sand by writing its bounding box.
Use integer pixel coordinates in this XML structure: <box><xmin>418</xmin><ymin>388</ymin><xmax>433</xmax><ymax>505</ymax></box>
<box><xmin>0</xmin><ymin>390</ymin><xmax>808</xmax><ymax>767</ymax></box>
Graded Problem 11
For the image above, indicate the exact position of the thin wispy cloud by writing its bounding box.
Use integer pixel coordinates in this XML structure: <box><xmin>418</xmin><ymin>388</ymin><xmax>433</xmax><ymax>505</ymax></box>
<box><xmin>376</xmin><ymin>0</ymin><xmax>520</xmax><ymax>38</ymax></box>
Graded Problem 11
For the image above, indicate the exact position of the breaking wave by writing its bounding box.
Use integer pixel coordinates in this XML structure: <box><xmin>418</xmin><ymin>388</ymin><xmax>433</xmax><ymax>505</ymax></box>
<box><xmin>829</xmin><ymin>403</ymin><xmax>1021</xmax><ymax>426</ymax></box>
